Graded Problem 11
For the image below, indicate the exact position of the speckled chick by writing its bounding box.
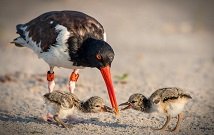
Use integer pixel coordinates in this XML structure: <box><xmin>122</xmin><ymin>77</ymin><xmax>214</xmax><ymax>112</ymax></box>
<box><xmin>44</xmin><ymin>91</ymin><xmax>113</xmax><ymax>128</ymax></box>
<box><xmin>120</xmin><ymin>87</ymin><xmax>192</xmax><ymax>132</ymax></box>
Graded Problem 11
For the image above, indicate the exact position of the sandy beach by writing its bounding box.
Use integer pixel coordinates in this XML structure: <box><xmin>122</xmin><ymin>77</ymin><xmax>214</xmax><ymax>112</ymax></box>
<box><xmin>0</xmin><ymin>0</ymin><xmax>213</xmax><ymax>134</ymax></box>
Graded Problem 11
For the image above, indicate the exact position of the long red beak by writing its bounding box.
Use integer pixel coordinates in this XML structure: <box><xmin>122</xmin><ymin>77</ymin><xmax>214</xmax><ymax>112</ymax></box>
<box><xmin>100</xmin><ymin>65</ymin><xmax>119</xmax><ymax>116</ymax></box>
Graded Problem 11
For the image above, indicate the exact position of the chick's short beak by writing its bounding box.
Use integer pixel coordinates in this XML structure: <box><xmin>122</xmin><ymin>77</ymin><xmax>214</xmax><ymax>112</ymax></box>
<box><xmin>101</xmin><ymin>105</ymin><xmax>114</xmax><ymax>113</ymax></box>
<box><xmin>119</xmin><ymin>102</ymin><xmax>132</xmax><ymax>110</ymax></box>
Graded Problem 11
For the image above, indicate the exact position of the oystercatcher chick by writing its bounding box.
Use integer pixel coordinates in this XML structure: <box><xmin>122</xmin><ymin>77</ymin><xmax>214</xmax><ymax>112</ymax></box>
<box><xmin>12</xmin><ymin>11</ymin><xmax>119</xmax><ymax>115</ymax></box>
<box><xmin>120</xmin><ymin>87</ymin><xmax>192</xmax><ymax>132</ymax></box>
<box><xmin>43</xmin><ymin>90</ymin><xmax>113</xmax><ymax>128</ymax></box>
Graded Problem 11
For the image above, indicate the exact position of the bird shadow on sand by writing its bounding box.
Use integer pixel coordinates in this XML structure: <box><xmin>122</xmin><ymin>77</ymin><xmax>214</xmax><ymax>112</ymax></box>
<box><xmin>0</xmin><ymin>111</ymin><xmax>135</xmax><ymax>129</ymax></box>
<box><xmin>0</xmin><ymin>112</ymin><xmax>45</xmax><ymax>125</ymax></box>
<box><xmin>65</xmin><ymin>117</ymin><xmax>136</xmax><ymax>129</ymax></box>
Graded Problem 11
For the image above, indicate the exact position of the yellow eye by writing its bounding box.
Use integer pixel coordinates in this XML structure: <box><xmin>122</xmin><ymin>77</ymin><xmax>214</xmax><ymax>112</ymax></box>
<box><xmin>96</xmin><ymin>54</ymin><xmax>102</xmax><ymax>60</ymax></box>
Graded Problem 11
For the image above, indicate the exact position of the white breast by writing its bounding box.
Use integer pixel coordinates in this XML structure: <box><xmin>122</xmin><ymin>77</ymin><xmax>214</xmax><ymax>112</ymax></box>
<box><xmin>45</xmin><ymin>100</ymin><xmax>60</xmax><ymax>115</ymax></box>
<box><xmin>59</xmin><ymin>107</ymin><xmax>75</xmax><ymax>119</ymax></box>
<box><xmin>153</xmin><ymin>97</ymin><xmax>189</xmax><ymax>117</ymax></box>
<box><xmin>44</xmin><ymin>99</ymin><xmax>75</xmax><ymax>119</ymax></box>
<box><xmin>166</xmin><ymin>98</ymin><xmax>189</xmax><ymax>117</ymax></box>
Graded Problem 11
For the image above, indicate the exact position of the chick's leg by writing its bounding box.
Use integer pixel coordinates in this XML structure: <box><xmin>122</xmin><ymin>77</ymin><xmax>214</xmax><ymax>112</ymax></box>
<box><xmin>171</xmin><ymin>112</ymin><xmax>184</xmax><ymax>132</ymax></box>
<box><xmin>152</xmin><ymin>115</ymin><xmax>171</xmax><ymax>131</ymax></box>
<box><xmin>53</xmin><ymin>114</ymin><xmax>68</xmax><ymax>128</ymax></box>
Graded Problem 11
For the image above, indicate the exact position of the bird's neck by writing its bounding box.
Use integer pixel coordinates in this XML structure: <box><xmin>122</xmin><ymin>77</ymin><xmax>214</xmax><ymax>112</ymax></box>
<box><xmin>142</xmin><ymin>98</ymin><xmax>156</xmax><ymax>113</ymax></box>
<box><xmin>71</xmin><ymin>96</ymin><xmax>82</xmax><ymax>109</ymax></box>
<box><xmin>77</xmin><ymin>101</ymin><xmax>91</xmax><ymax>113</ymax></box>
<box><xmin>71</xmin><ymin>38</ymin><xmax>98</xmax><ymax>67</ymax></box>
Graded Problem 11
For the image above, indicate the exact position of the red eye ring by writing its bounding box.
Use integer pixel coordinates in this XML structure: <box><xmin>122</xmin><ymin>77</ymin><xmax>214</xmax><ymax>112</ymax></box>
<box><xmin>96</xmin><ymin>54</ymin><xmax>102</xmax><ymax>60</ymax></box>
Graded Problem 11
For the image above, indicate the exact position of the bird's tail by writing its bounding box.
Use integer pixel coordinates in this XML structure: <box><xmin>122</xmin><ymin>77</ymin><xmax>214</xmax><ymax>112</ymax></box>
<box><xmin>11</xmin><ymin>37</ymin><xmax>25</xmax><ymax>47</ymax></box>
<box><xmin>11</xmin><ymin>24</ymin><xmax>27</xmax><ymax>47</ymax></box>
<box><xmin>16</xmin><ymin>24</ymin><xmax>26</xmax><ymax>38</ymax></box>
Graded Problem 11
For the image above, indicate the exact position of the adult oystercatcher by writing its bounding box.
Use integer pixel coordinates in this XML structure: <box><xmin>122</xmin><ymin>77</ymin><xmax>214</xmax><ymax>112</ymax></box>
<box><xmin>120</xmin><ymin>87</ymin><xmax>192</xmax><ymax>131</ymax></box>
<box><xmin>12</xmin><ymin>10</ymin><xmax>119</xmax><ymax>115</ymax></box>
<box><xmin>44</xmin><ymin>91</ymin><xmax>113</xmax><ymax>128</ymax></box>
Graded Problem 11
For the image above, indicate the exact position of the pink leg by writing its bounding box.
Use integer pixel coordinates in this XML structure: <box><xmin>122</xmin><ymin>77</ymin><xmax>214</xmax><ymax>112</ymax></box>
<box><xmin>44</xmin><ymin>67</ymin><xmax>55</xmax><ymax>122</ymax></box>
<box><xmin>69</xmin><ymin>69</ymin><xmax>79</xmax><ymax>93</ymax></box>
<box><xmin>47</xmin><ymin>67</ymin><xmax>55</xmax><ymax>93</ymax></box>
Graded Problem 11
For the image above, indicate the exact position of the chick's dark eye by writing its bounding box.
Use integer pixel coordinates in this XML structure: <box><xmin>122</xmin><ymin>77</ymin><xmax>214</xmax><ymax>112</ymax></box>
<box><xmin>131</xmin><ymin>101</ymin><xmax>136</xmax><ymax>103</ymax></box>
<box><xmin>95</xmin><ymin>105</ymin><xmax>100</xmax><ymax>108</ymax></box>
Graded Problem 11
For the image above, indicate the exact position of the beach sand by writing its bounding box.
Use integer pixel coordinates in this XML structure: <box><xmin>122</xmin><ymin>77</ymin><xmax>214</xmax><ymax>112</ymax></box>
<box><xmin>0</xmin><ymin>0</ymin><xmax>213</xmax><ymax>134</ymax></box>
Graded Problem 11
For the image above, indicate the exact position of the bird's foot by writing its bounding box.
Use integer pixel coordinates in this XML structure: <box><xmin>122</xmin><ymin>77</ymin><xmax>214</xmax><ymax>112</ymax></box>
<box><xmin>169</xmin><ymin>127</ymin><xmax>180</xmax><ymax>132</ymax></box>
<box><xmin>151</xmin><ymin>126</ymin><xmax>168</xmax><ymax>131</ymax></box>
<box><xmin>42</xmin><ymin>113</ymin><xmax>53</xmax><ymax>122</ymax></box>
<box><xmin>53</xmin><ymin>115</ymin><xmax>68</xmax><ymax>129</ymax></box>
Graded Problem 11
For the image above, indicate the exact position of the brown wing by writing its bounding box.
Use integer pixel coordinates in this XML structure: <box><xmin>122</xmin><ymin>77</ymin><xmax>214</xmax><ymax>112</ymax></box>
<box><xmin>24</xmin><ymin>11</ymin><xmax>104</xmax><ymax>52</ymax></box>
<box><xmin>43</xmin><ymin>91</ymin><xmax>76</xmax><ymax>108</ymax></box>
<box><xmin>149</xmin><ymin>88</ymin><xmax>165</xmax><ymax>104</ymax></box>
<box><xmin>149</xmin><ymin>87</ymin><xmax>192</xmax><ymax>104</ymax></box>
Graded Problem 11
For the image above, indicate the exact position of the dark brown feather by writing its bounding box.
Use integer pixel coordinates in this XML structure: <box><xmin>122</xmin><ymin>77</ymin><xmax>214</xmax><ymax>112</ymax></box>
<box><xmin>43</xmin><ymin>91</ymin><xmax>80</xmax><ymax>108</ymax></box>
<box><xmin>24</xmin><ymin>11</ymin><xmax>104</xmax><ymax>52</ymax></box>
<box><xmin>150</xmin><ymin>87</ymin><xmax>192</xmax><ymax>103</ymax></box>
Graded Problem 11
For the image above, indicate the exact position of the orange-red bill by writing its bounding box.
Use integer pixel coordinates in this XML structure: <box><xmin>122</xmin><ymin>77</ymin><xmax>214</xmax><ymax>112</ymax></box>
<box><xmin>100</xmin><ymin>65</ymin><xmax>119</xmax><ymax>115</ymax></box>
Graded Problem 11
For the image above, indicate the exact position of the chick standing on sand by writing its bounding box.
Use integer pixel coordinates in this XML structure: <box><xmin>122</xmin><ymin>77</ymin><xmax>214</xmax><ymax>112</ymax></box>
<box><xmin>43</xmin><ymin>91</ymin><xmax>113</xmax><ymax>128</ymax></box>
<box><xmin>120</xmin><ymin>87</ymin><xmax>192</xmax><ymax>132</ymax></box>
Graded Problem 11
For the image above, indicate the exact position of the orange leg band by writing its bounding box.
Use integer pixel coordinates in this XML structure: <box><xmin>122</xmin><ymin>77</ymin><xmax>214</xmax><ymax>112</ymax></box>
<box><xmin>47</xmin><ymin>71</ymin><xmax>54</xmax><ymax>81</ymax></box>
<box><xmin>70</xmin><ymin>71</ymin><xmax>79</xmax><ymax>82</ymax></box>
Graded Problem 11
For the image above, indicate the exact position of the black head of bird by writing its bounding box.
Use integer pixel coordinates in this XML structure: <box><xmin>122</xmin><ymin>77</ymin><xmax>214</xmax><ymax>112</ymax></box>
<box><xmin>73</xmin><ymin>38</ymin><xmax>118</xmax><ymax>115</ymax></box>
<box><xmin>76</xmin><ymin>38</ymin><xmax>114</xmax><ymax>69</ymax></box>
